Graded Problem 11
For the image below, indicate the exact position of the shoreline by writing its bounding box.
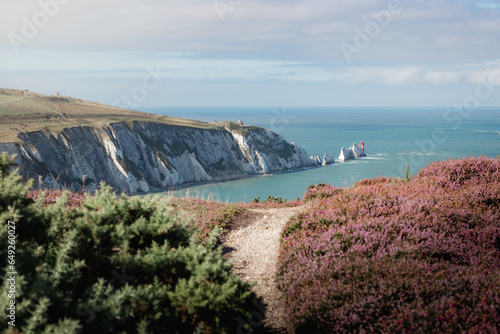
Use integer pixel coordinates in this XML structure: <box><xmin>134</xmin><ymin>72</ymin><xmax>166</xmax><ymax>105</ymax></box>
<box><xmin>141</xmin><ymin>157</ymin><xmax>373</xmax><ymax>199</ymax></box>
<box><xmin>142</xmin><ymin>164</ymin><xmax>326</xmax><ymax>197</ymax></box>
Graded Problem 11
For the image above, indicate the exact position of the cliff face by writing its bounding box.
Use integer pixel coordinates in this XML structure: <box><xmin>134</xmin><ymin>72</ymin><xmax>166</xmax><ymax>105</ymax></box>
<box><xmin>1</xmin><ymin>121</ymin><xmax>319</xmax><ymax>193</ymax></box>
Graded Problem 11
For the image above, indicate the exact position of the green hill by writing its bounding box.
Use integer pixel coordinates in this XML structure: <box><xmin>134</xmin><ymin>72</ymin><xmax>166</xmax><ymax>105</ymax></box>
<box><xmin>0</xmin><ymin>88</ymin><xmax>255</xmax><ymax>142</ymax></box>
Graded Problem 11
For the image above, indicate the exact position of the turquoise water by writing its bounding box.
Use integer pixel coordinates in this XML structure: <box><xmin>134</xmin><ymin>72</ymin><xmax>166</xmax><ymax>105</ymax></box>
<box><xmin>143</xmin><ymin>107</ymin><xmax>500</xmax><ymax>202</ymax></box>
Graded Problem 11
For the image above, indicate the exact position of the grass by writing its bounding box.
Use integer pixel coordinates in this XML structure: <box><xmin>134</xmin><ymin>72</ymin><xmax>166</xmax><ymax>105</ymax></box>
<box><xmin>0</xmin><ymin>88</ymin><xmax>262</xmax><ymax>143</ymax></box>
<box><xmin>214</xmin><ymin>121</ymin><xmax>261</xmax><ymax>137</ymax></box>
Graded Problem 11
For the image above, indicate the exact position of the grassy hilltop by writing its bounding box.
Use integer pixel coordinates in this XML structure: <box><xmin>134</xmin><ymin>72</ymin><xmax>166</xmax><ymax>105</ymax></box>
<box><xmin>0</xmin><ymin>88</ymin><xmax>256</xmax><ymax>143</ymax></box>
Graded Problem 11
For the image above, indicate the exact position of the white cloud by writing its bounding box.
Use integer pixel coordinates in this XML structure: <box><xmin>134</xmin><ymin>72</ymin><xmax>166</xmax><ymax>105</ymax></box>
<box><xmin>1</xmin><ymin>0</ymin><xmax>498</xmax><ymax>62</ymax></box>
<box><xmin>1</xmin><ymin>0</ymin><xmax>499</xmax><ymax>106</ymax></box>
<box><xmin>2</xmin><ymin>46</ymin><xmax>497</xmax><ymax>87</ymax></box>
<box><xmin>344</xmin><ymin>62</ymin><xmax>500</xmax><ymax>86</ymax></box>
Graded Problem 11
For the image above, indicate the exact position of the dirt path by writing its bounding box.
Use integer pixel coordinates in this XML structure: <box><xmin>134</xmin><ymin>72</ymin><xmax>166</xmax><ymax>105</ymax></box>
<box><xmin>223</xmin><ymin>207</ymin><xmax>303</xmax><ymax>333</ymax></box>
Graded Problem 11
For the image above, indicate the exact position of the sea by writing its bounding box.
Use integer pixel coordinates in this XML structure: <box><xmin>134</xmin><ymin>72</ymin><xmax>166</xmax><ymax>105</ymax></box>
<box><xmin>142</xmin><ymin>107</ymin><xmax>500</xmax><ymax>203</ymax></box>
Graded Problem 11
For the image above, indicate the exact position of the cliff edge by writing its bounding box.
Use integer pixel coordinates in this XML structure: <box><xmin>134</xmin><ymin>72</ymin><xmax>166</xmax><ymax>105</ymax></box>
<box><xmin>0</xmin><ymin>89</ymin><xmax>319</xmax><ymax>193</ymax></box>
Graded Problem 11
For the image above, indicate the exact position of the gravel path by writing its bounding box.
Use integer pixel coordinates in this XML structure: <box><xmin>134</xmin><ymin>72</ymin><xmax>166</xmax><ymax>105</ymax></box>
<box><xmin>222</xmin><ymin>207</ymin><xmax>303</xmax><ymax>333</ymax></box>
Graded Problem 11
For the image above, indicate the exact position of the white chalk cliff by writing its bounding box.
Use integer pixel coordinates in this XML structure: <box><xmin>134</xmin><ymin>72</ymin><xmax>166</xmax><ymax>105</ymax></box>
<box><xmin>0</xmin><ymin>121</ymin><xmax>321</xmax><ymax>194</ymax></box>
<box><xmin>338</xmin><ymin>143</ymin><xmax>366</xmax><ymax>161</ymax></box>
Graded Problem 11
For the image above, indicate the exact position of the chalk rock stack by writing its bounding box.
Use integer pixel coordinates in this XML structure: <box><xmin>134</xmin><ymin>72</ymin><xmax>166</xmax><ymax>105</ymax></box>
<box><xmin>311</xmin><ymin>155</ymin><xmax>322</xmax><ymax>165</ymax></box>
<box><xmin>322</xmin><ymin>153</ymin><xmax>335</xmax><ymax>165</ymax></box>
<box><xmin>338</xmin><ymin>143</ymin><xmax>366</xmax><ymax>161</ymax></box>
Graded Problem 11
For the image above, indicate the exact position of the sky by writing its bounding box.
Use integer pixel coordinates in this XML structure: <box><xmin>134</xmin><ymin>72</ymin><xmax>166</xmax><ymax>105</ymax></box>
<box><xmin>1</xmin><ymin>0</ymin><xmax>500</xmax><ymax>108</ymax></box>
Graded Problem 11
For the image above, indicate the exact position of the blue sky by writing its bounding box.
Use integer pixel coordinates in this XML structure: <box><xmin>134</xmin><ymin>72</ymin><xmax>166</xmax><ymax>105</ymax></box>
<box><xmin>1</xmin><ymin>0</ymin><xmax>499</xmax><ymax>107</ymax></box>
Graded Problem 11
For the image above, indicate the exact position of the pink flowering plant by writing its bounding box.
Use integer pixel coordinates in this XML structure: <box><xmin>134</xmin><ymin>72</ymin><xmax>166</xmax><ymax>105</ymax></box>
<box><xmin>170</xmin><ymin>195</ymin><xmax>302</xmax><ymax>242</ymax></box>
<box><xmin>28</xmin><ymin>189</ymin><xmax>86</xmax><ymax>209</ymax></box>
<box><xmin>169</xmin><ymin>197</ymin><xmax>241</xmax><ymax>242</ymax></box>
<box><xmin>278</xmin><ymin>157</ymin><xmax>500</xmax><ymax>333</ymax></box>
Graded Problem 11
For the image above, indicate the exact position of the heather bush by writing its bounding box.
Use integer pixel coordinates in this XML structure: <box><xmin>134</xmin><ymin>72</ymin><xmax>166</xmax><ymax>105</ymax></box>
<box><xmin>303</xmin><ymin>183</ymin><xmax>341</xmax><ymax>201</ymax></box>
<box><xmin>170</xmin><ymin>197</ymin><xmax>242</xmax><ymax>242</ymax></box>
<box><xmin>414</xmin><ymin>156</ymin><xmax>500</xmax><ymax>189</ymax></box>
<box><xmin>278</xmin><ymin>157</ymin><xmax>500</xmax><ymax>333</ymax></box>
<box><xmin>241</xmin><ymin>199</ymin><xmax>302</xmax><ymax>209</ymax></box>
<box><xmin>28</xmin><ymin>189</ymin><xmax>86</xmax><ymax>209</ymax></box>
<box><xmin>0</xmin><ymin>153</ymin><xmax>263</xmax><ymax>333</ymax></box>
<box><xmin>353</xmin><ymin>176</ymin><xmax>401</xmax><ymax>188</ymax></box>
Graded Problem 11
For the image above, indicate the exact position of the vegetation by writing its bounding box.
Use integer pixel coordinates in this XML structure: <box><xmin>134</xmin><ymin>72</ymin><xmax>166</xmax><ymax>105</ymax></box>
<box><xmin>0</xmin><ymin>89</ymin><xmax>237</xmax><ymax>143</ymax></box>
<box><xmin>251</xmin><ymin>196</ymin><xmax>287</xmax><ymax>205</ymax></box>
<box><xmin>169</xmin><ymin>197</ymin><xmax>242</xmax><ymax>242</ymax></box>
<box><xmin>0</xmin><ymin>153</ymin><xmax>263</xmax><ymax>333</ymax></box>
<box><xmin>3</xmin><ymin>148</ymin><xmax>499</xmax><ymax>333</ymax></box>
<box><xmin>278</xmin><ymin>157</ymin><xmax>500</xmax><ymax>333</ymax></box>
<box><xmin>214</xmin><ymin>121</ymin><xmax>262</xmax><ymax>138</ymax></box>
<box><xmin>405</xmin><ymin>163</ymin><xmax>411</xmax><ymax>182</ymax></box>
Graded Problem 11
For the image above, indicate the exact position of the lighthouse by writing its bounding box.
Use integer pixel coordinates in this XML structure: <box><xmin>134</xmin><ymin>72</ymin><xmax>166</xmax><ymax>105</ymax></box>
<box><xmin>361</xmin><ymin>142</ymin><xmax>365</xmax><ymax>152</ymax></box>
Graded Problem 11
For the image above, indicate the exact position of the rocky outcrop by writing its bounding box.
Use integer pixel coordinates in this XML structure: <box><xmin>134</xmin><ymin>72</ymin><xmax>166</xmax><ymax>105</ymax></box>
<box><xmin>322</xmin><ymin>153</ymin><xmax>335</xmax><ymax>165</ymax></box>
<box><xmin>338</xmin><ymin>147</ymin><xmax>355</xmax><ymax>161</ymax></box>
<box><xmin>1</xmin><ymin>121</ymin><xmax>321</xmax><ymax>194</ymax></box>
<box><xmin>311</xmin><ymin>155</ymin><xmax>322</xmax><ymax>165</ymax></box>
<box><xmin>338</xmin><ymin>143</ymin><xmax>366</xmax><ymax>161</ymax></box>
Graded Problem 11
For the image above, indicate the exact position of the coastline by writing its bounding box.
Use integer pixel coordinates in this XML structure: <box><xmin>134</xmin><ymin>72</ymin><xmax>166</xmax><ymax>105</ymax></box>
<box><xmin>142</xmin><ymin>156</ymin><xmax>373</xmax><ymax>200</ymax></box>
<box><xmin>142</xmin><ymin>164</ymin><xmax>325</xmax><ymax>198</ymax></box>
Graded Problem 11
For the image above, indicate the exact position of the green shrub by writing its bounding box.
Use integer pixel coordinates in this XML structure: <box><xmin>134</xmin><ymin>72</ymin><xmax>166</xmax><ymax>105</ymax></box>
<box><xmin>405</xmin><ymin>163</ymin><xmax>411</xmax><ymax>182</ymax></box>
<box><xmin>264</xmin><ymin>196</ymin><xmax>284</xmax><ymax>204</ymax></box>
<box><xmin>0</xmin><ymin>153</ymin><xmax>263</xmax><ymax>333</ymax></box>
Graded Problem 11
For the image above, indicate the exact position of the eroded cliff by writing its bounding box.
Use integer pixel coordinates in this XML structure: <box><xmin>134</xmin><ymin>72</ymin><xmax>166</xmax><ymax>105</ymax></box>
<box><xmin>1</xmin><ymin>121</ymin><xmax>319</xmax><ymax>193</ymax></box>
